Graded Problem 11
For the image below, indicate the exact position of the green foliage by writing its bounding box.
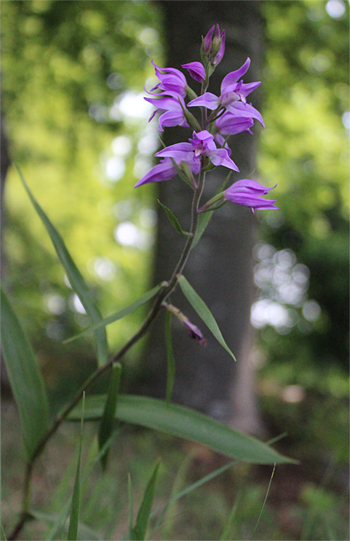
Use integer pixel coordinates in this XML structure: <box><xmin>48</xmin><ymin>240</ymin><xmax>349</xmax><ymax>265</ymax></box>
<box><xmin>178</xmin><ymin>274</ymin><xmax>236</xmax><ymax>361</ymax></box>
<box><xmin>129</xmin><ymin>462</ymin><xmax>160</xmax><ymax>540</ymax></box>
<box><xmin>0</xmin><ymin>286</ymin><xmax>49</xmax><ymax>460</ymax></box>
<box><xmin>68</xmin><ymin>394</ymin><xmax>295</xmax><ymax>464</ymax></box>
<box><xmin>98</xmin><ymin>362</ymin><xmax>122</xmax><ymax>470</ymax></box>
<box><xmin>18</xmin><ymin>166</ymin><xmax>109</xmax><ymax>366</ymax></box>
<box><xmin>2</xmin><ymin>0</ymin><xmax>163</xmax><ymax>373</ymax></box>
<box><xmin>257</xmin><ymin>0</ymin><xmax>349</xmax><ymax>371</ymax></box>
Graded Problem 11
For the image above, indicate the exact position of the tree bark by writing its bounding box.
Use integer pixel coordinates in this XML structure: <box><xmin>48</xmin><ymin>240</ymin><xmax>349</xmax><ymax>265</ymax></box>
<box><xmin>135</xmin><ymin>1</ymin><xmax>263</xmax><ymax>434</ymax></box>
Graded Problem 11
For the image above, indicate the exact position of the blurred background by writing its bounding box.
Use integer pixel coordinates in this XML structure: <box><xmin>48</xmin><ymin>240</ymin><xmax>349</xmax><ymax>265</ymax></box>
<box><xmin>2</xmin><ymin>1</ymin><xmax>349</xmax><ymax>539</ymax></box>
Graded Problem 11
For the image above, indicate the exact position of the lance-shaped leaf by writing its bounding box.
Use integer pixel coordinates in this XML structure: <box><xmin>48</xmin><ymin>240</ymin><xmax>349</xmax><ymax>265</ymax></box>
<box><xmin>69</xmin><ymin>395</ymin><xmax>297</xmax><ymax>465</ymax></box>
<box><xmin>192</xmin><ymin>172</ymin><xmax>232</xmax><ymax>249</ymax></box>
<box><xmin>67</xmin><ymin>394</ymin><xmax>85</xmax><ymax>540</ymax></box>
<box><xmin>157</xmin><ymin>199</ymin><xmax>191</xmax><ymax>237</ymax></box>
<box><xmin>165</xmin><ymin>312</ymin><xmax>176</xmax><ymax>407</ymax></box>
<box><xmin>192</xmin><ymin>210</ymin><xmax>213</xmax><ymax>249</ymax></box>
<box><xmin>131</xmin><ymin>462</ymin><xmax>160</xmax><ymax>541</ymax></box>
<box><xmin>0</xmin><ymin>286</ymin><xmax>49</xmax><ymax>460</ymax></box>
<box><xmin>64</xmin><ymin>284</ymin><xmax>162</xmax><ymax>344</ymax></box>
<box><xmin>98</xmin><ymin>362</ymin><xmax>122</xmax><ymax>471</ymax></box>
<box><xmin>177</xmin><ymin>274</ymin><xmax>236</xmax><ymax>361</ymax></box>
<box><xmin>16</xmin><ymin>166</ymin><xmax>109</xmax><ymax>366</ymax></box>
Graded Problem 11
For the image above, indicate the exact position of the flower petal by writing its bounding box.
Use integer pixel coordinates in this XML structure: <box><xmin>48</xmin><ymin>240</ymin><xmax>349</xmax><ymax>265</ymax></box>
<box><xmin>221</xmin><ymin>58</ymin><xmax>251</xmax><ymax>93</ymax></box>
<box><xmin>182</xmin><ymin>62</ymin><xmax>205</xmax><ymax>82</ymax></box>
<box><xmin>187</xmin><ymin>92</ymin><xmax>221</xmax><ymax>110</ymax></box>
<box><xmin>134</xmin><ymin>158</ymin><xmax>176</xmax><ymax>187</ymax></box>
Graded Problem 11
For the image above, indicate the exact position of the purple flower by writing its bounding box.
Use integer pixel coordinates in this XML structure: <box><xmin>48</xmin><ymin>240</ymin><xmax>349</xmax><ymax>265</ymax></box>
<box><xmin>214</xmin><ymin>113</ymin><xmax>254</xmax><ymax>146</ymax></box>
<box><xmin>145</xmin><ymin>95</ymin><xmax>189</xmax><ymax>131</ymax></box>
<box><xmin>134</xmin><ymin>156</ymin><xmax>201</xmax><ymax>188</ymax></box>
<box><xmin>156</xmin><ymin>130</ymin><xmax>239</xmax><ymax>172</ymax></box>
<box><xmin>183</xmin><ymin>317</ymin><xmax>207</xmax><ymax>345</ymax></box>
<box><xmin>150</xmin><ymin>61</ymin><xmax>188</xmax><ymax>98</ymax></box>
<box><xmin>181</xmin><ymin>61</ymin><xmax>205</xmax><ymax>82</ymax></box>
<box><xmin>224</xmin><ymin>180</ymin><xmax>278</xmax><ymax>212</ymax></box>
<box><xmin>187</xmin><ymin>57</ymin><xmax>264</xmax><ymax>127</ymax></box>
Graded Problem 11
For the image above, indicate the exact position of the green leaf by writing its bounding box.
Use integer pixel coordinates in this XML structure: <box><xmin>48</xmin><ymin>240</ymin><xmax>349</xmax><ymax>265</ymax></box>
<box><xmin>165</xmin><ymin>312</ymin><xmax>176</xmax><ymax>407</ymax></box>
<box><xmin>98</xmin><ymin>363</ymin><xmax>122</xmax><ymax>471</ymax></box>
<box><xmin>133</xmin><ymin>462</ymin><xmax>160</xmax><ymax>540</ymax></box>
<box><xmin>0</xmin><ymin>286</ymin><xmax>49</xmax><ymax>460</ymax></box>
<box><xmin>67</xmin><ymin>394</ymin><xmax>85</xmax><ymax>540</ymax></box>
<box><xmin>157</xmin><ymin>199</ymin><xmax>191</xmax><ymax>236</ymax></box>
<box><xmin>69</xmin><ymin>395</ymin><xmax>297</xmax><ymax>465</ymax></box>
<box><xmin>192</xmin><ymin>172</ymin><xmax>232</xmax><ymax>249</ymax></box>
<box><xmin>16</xmin><ymin>165</ymin><xmax>109</xmax><ymax>366</ymax></box>
<box><xmin>64</xmin><ymin>284</ymin><xmax>162</xmax><ymax>344</ymax></box>
<box><xmin>177</xmin><ymin>275</ymin><xmax>236</xmax><ymax>361</ymax></box>
<box><xmin>192</xmin><ymin>210</ymin><xmax>213</xmax><ymax>249</ymax></box>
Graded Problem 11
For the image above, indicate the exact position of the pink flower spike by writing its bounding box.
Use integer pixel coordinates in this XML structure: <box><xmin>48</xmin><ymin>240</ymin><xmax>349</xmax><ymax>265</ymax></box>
<box><xmin>181</xmin><ymin>62</ymin><xmax>205</xmax><ymax>82</ymax></box>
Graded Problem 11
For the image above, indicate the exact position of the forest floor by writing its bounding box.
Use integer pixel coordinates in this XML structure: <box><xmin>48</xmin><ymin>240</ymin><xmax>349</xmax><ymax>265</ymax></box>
<box><xmin>2</xmin><ymin>395</ymin><xmax>349</xmax><ymax>541</ymax></box>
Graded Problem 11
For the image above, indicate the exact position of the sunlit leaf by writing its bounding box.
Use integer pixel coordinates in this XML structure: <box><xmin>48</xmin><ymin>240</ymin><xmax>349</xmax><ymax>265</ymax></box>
<box><xmin>177</xmin><ymin>274</ymin><xmax>236</xmax><ymax>361</ymax></box>
<box><xmin>0</xmin><ymin>286</ymin><xmax>49</xmax><ymax>460</ymax></box>
<box><xmin>69</xmin><ymin>395</ymin><xmax>297</xmax><ymax>465</ymax></box>
<box><xmin>16</xmin><ymin>166</ymin><xmax>109</xmax><ymax>366</ymax></box>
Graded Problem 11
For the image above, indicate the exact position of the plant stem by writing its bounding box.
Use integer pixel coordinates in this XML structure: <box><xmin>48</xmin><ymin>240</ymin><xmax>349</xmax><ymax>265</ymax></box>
<box><xmin>8</xmin><ymin>166</ymin><xmax>206</xmax><ymax>541</ymax></box>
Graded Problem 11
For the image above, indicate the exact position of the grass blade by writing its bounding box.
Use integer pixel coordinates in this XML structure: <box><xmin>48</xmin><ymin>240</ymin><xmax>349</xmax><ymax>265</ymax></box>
<box><xmin>133</xmin><ymin>462</ymin><xmax>160</xmax><ymax>540</ymax></box>
<box><xmin>165</xmin><ymin>312</ymin><xmax>176</xmax><ymax>407</ymax></box>
<box><xmin>16</xmin><ymin>165</ymin><xmax>109</xmax><ymax>366</ymax></box>
<box><xmin>219</xmin><ymin>490</ymin><xmax>242</xmax><ymax>540</ymax></box>
<box><xmin>177</xmin><ymin>274</ymin><xmax>236</xmax><ymax>361</ymax></box>
<box><xmin>157</xmin><ymin>199</ymin><xmax>191</xmax><ymax>236</ymax></box>
<box><xmin>69</xmin><ymin>395</ymin><xmax>297</xmax><ymax>465</ymax></box>
<box><xmin>250</xmin><ymin>463</ymin><xmax>276</xmax><ymax>541</ymax></box>
<box><xmin>128</xmin><ymin>474</ymin><xmax>134</xmax><ymax>539</ymax></box>
<box><xmin>0</xmin><ymin>286</ymin><xmax>49</xmax><ymax>460</ymax></box>
<box><xmin>64</xmin><ymin>285</ymin><xmax>162</xmax><ymax>344</ymax></box>
<box><xmin>30</xmin><ymin>511</ymin><xmax>102</xmax><ymax>541</ymax></box>
<box><xmin>67</xmin><ymin>394</ymin><xmax>85</xmax><ymax>540</ymax></box>
<box><xmin>98</xmin><ymin>363</ymin><xmax>122</xmax><ymax>471</ymax></box>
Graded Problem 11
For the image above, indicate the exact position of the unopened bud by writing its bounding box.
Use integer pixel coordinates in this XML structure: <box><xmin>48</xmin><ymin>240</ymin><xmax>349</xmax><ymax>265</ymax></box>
<box><xmin>202</xmin><ymin>25</ymin><xmax>215</xmax><ymax>54</ymax></box>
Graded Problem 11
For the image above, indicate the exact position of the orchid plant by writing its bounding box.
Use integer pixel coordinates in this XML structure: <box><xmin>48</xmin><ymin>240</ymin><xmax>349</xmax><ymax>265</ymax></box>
<box><xmin>2</xmin><ymin>25</ymin><xmax>290</xmax><ymax>541</ymax></box>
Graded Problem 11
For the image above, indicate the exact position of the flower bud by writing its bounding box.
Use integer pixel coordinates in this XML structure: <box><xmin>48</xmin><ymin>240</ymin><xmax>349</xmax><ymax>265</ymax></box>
<box><xmin>202</xmin><ymin>25</ymin><xmax>215</xmax><ymax>54</ymax></box>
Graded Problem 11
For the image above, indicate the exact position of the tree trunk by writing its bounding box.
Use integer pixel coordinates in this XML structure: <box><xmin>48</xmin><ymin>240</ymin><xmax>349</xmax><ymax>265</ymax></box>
<box><xmin>135</xmin><ymin>1</ymin><xmax>263</xmax><ymax>434</ymax></box>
